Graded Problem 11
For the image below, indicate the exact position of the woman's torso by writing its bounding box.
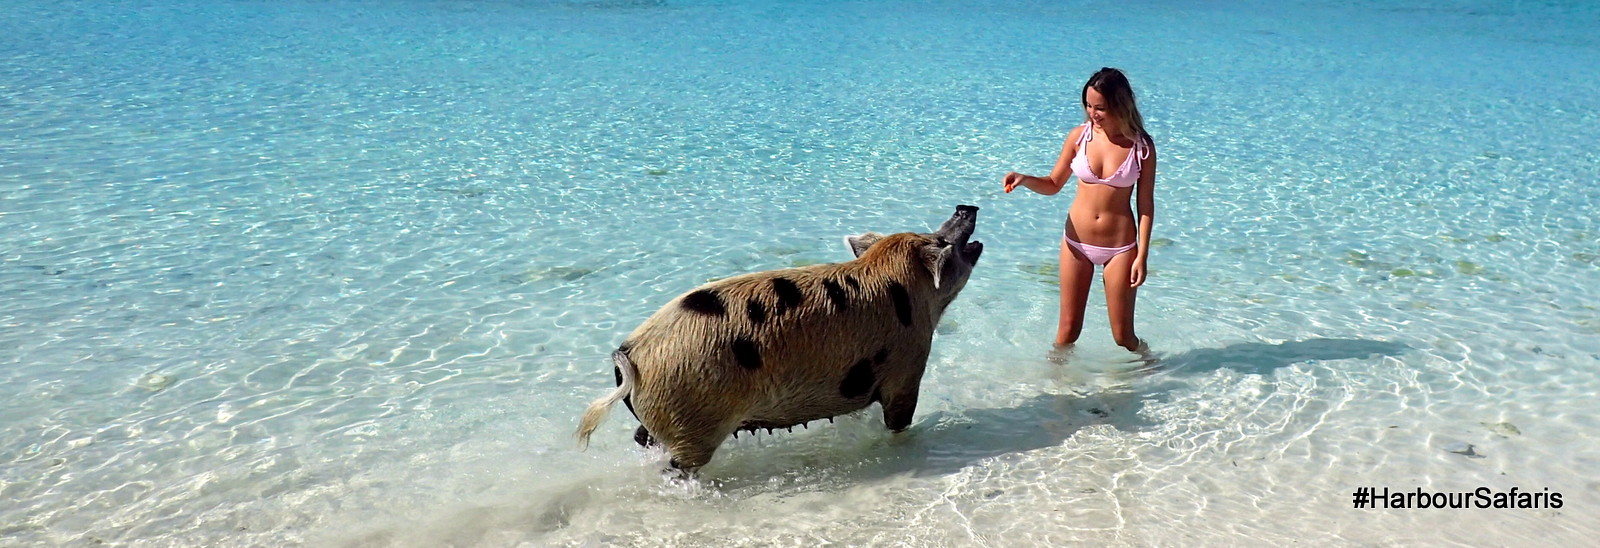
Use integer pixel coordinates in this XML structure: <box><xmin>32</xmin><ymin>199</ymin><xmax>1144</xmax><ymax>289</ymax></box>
<box><xmin>1067</xmin><ymin>123</ymin><xmax>1145</xmax><ymax>246</ymax></box>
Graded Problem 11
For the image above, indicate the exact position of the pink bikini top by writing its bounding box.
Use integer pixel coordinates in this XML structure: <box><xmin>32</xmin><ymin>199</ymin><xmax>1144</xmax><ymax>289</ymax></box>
<box><xmin>1070</xmin><ymin>122</ymin><xmax>1148</xmax><ymax>188</ymax></box>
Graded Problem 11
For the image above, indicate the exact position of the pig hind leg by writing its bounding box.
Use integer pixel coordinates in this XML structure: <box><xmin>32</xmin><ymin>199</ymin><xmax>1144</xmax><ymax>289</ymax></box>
<box><xmin>634</xmin><ymin>425</ymin><xmax>657</xmax><ymax>447</ymax></box>
<box><xmin>661</xmin><ymin>424</ymin><xmax>735</xmax><ymax>476</ymax></box>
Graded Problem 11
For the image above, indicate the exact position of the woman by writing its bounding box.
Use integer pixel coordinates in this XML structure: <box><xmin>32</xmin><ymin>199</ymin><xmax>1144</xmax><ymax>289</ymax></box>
<box><xmin>1003</xmin><ymin>67</ymin><xmax>1156</xmax><ymax>351</ymax></box>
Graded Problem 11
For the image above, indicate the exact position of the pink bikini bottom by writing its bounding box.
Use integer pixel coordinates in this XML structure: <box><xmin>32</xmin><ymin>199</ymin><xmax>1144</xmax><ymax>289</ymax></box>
<box><xmin>1063</xmin><ymin>230</ymin><xmax>1137</xmax><ymax>266</ymax></box>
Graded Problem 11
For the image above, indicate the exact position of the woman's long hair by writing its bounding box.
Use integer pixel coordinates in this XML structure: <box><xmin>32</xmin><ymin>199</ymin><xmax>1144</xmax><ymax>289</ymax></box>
<box><xmin>1081</xmin><ymin>67</ymin><xmax>1150</xmax><ymax>145</ymax></box>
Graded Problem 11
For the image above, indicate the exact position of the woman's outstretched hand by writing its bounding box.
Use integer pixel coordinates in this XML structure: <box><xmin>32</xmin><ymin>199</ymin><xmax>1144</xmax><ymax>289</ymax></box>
<box><xmin>1002</xmin><ymin>172</ymin><xmax>1026</xmax><ymax>193</ymax></box>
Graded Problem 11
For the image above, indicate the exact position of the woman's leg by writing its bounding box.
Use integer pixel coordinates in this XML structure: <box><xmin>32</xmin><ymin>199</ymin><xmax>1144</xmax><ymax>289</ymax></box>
<box><xmin>1057</xmin><ymin>238</ymin><xmax>1094</xmax><ymax>347</ymax></box>
<box><xmin>1102</xmin><ymin>249</ymin><xmax>1141</xmax><ymax>351</ymax></box>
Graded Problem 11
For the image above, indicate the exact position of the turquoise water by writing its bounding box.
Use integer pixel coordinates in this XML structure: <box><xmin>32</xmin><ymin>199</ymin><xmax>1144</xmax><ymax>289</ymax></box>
<box><xmin>4</xmin><ymin>0</ymin><xmax>1598</xmax><ymax>545</ymax></box>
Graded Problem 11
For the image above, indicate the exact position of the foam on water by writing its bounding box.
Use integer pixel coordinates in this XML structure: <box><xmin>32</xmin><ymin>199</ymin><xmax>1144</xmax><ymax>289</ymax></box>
<box><xmin>3</xmin><ymin>0</ymin><xmax>1598</xmax><ymax>546</ymax></box>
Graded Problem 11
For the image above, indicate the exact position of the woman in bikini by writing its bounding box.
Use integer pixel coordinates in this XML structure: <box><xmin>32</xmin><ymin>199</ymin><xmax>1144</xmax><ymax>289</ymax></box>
<box><xmin>1003</xmin><ymin>67</ymin><xmax>1155</xmax><ymax>351</ymax></box>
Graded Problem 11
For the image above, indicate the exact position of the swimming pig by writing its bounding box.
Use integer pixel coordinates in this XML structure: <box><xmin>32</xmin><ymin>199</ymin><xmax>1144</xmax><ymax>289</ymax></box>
<box><xmin>576</xmin><ymin>205</ymin><xmax>983</xmax><ymax>475</ymax></box>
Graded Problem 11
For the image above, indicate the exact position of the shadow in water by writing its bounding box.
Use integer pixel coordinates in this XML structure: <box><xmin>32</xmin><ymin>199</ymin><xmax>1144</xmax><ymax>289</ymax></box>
<box><xmin>1150</xmin><ymin>338</ymin><xmax>1411</xmax><ymax>377</ymax></box>
<box><xmin>704</xmin><ymin>389</ymin><xmax>1154</xmax><ymax>486</ymax></box>
<box><xmin>885</xmin><ymin>389</ymin><xmax>1155</xmax><ymax>479</ymax></box>
<box><xmin>801</xmin><ymin>337</ymin><xmax>1412</xmax><ymax>482</ymax></box>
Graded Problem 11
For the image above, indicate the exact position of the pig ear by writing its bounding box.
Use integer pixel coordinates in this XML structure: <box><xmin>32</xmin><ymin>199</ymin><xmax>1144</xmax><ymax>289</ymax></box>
<box><xmin>844</xmin><ymin>232</ymin><xmax>886</xmax><ymax>258</ymax></box>
<box><xmin>919</xmin><ymin>243</ymin><xmax>953</xmax><ymax>289</ymax></box>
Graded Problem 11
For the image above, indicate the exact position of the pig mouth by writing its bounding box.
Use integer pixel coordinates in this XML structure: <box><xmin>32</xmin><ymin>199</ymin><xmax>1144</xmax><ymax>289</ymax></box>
<box><xmin>938</xmin><ymin>205</ymin><xmax>981</xmax><ymax>263</ymax></box>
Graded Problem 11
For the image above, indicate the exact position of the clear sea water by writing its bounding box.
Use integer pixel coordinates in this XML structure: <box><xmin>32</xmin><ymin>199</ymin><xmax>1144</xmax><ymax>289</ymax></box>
<box><xmin>4</xmin><ymin>0</ymin><xmax>1598</xmax><ymax>546</ymax></box>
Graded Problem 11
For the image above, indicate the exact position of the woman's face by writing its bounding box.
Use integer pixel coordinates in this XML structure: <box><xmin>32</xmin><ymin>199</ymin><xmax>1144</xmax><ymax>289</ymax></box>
<box><xmin>1084</xmin><ymin>86</ymin><xmax>1118</xmax><ymax>131</ymax></box>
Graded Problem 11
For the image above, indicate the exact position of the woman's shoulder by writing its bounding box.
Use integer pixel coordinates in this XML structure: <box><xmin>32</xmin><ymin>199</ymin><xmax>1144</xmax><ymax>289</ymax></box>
<box><xmin>1066</xmin><ymin>122</ymin><xmax>1090</xmax><ymax>143</ymax></box>
<box><xmin>1138</xmin><ymin>133</ymin><xmax>1157</xmax><ymax>163</ymax></box>
<box><xmin>1137</xmin><ymin>132</ymin><xmax>1156</xmax><ymax>152</ymax></box>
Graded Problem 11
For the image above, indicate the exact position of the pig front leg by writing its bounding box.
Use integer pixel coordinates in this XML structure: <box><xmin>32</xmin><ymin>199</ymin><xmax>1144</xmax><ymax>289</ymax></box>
<box><xmin>880</xmin><ymin>388</ymin><xmax>920</xmax><ymax>432</ymax></box>
<box><xmin>877</xmin><ymin>351</ymin><xmax>929</xmax><ymax>432</ymax></box>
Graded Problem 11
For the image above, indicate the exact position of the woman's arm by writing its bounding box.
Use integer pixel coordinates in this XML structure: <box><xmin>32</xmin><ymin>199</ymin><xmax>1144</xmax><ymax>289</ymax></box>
<box><xmin>1004</xmin><ymin>125</ymin><xmax>1083</xmax><ymax>195</ymax></box>
<box><xmin>1131</xmin><ymin>139</ymin><xmax>1157</xmax><ymax>287</ymax></box>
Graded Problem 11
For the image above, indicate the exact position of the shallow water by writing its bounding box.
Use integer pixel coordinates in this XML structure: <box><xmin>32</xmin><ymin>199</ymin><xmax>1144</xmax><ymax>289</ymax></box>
<box><xmin>3</xmin><ymin>0</ymin><xmax>1598</xmax><ymax>546</ymax></box>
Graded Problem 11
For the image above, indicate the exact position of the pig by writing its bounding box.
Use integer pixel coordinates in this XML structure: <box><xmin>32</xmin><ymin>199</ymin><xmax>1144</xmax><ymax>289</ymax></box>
<box><xmin>577</xmin><ymin>205</ymin><xmax>983</xmax><ymax>475</ymax></box>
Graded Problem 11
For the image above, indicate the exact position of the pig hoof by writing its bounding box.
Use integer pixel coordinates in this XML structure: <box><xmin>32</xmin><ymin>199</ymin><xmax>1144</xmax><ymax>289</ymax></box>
<box><xmin>661</xmin><ymin>466</ymin><xmax>693</xmax><ymax>482</ymax></box>
<box><xmin>634</xmin><ymin>425</ymin><xmax>657</xmax><ymax>447</ymax></box>
<box><xmin>664</xmin><ymin>458</ymin><xmax>701</xmax><ymax>480</ymax></box>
